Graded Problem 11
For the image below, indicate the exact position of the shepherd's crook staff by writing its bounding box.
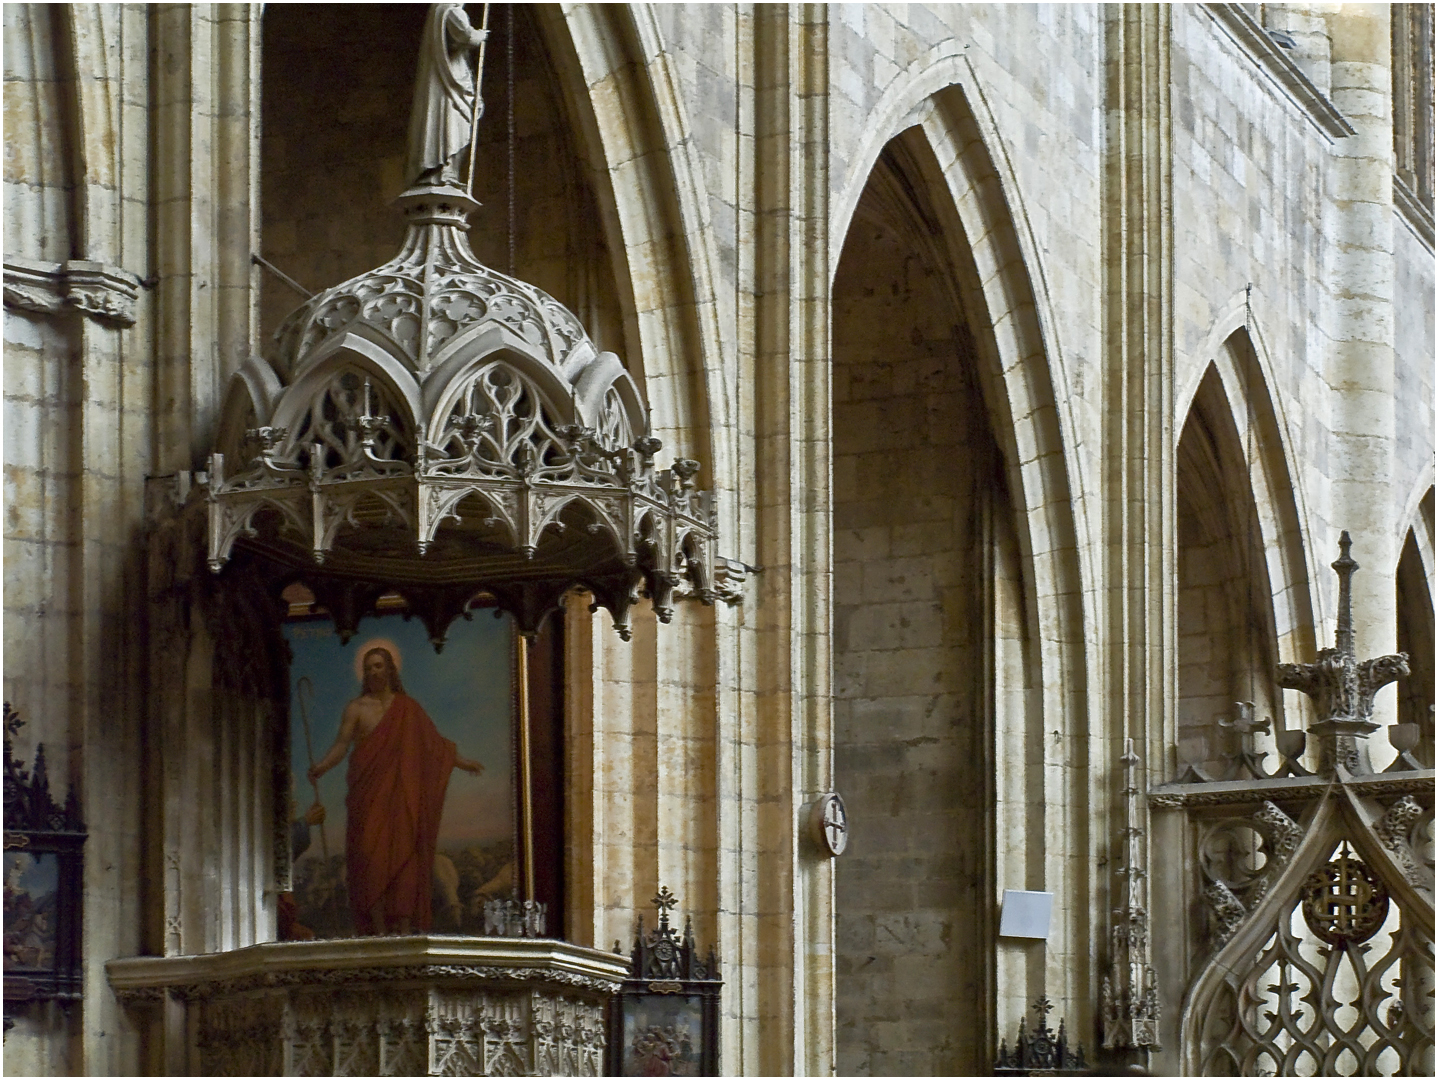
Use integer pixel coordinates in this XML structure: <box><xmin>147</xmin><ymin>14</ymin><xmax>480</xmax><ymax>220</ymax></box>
<box><xmin>465</xmin><ymin>3</ymin><xmax>493</xmax><ymax>200</ymax></box>
<box><xmin>295</xmin><ymin>676</ymin><xmax>330</xmax><ymax>861</ymax></box>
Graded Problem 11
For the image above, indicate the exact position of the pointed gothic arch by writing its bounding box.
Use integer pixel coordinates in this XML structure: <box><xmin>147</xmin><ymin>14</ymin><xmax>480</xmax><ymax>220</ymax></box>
<box><xmin>1184</xmin><ymin>319</ymin><xmax>1319</xmax><ymax>670</ymax></box>
<box><xmin>537</xmin><ymin>5</ymin><xmax>728</xmax><ymax>481</ymax></box>
<box><xmin>1396</xmin><ymin>488</ymin><xmax>1435</xmax><ymax>767</ymax></box>
<box><xmin>827</xmin><ymin>51</ymin><xmax>1093</xmax><ymax>944</ymax></box>
<box><xmin>1177</xmin><ymin>361</ymin><xmax>1282</xmax><ymax>774</ymax></box>
<box><xmin>830</xmin><ymin>53</ymin><xmax>1089</xmax><ymax>1057</ymax></box>
<box><xmin>832</xmin><ymin>124</ymin><xmax>1008</xmax><ymax>1077</ymax></box>
<box><xmin>917</xmin><ymin>71</ymin><xmax>1092</xmax><ymax>1034</ymax></box>
<box><xmin>1174</xmin><ymin>323</ymin><xmax>1321</xmax><ymax>781</ymax></box>
<box><xmin>831</xmin><ymin>53</ymin><xmax>1092</xmax><ymax>693</ymax></box>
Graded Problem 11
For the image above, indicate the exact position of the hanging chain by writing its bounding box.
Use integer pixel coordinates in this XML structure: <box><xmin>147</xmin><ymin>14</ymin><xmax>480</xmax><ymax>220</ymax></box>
<box><xmin>507</xmin><ymin>3</ymin><xmax>516</xmax><ymax>276</ymax></box>
<box><xmin>1244</xmin><ymin>284</ymin><xmax>1258</xmax><ymax>710</ymax></box>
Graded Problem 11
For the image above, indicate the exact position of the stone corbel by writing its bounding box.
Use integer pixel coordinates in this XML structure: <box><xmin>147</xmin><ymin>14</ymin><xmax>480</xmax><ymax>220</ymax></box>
<box><xmin>712</xmin><ymin>555</ymin><xmax>761</xmax><ymax>604</ymax></box>
<box><xmin>3</xmin><ymin>255</ymin><xmax>142</xmax><ymax>326</ymax></box>
<box><xmin>671</xmin><ymin>554</ymin><xmax>759</xmax><ymax>606</ymax></box>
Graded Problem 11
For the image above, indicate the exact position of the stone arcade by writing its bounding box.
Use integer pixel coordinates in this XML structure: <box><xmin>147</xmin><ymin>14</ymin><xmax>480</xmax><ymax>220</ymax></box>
<box><xmin>3</xmin><ymin>3</ymin><xmax>1435</xmax><ymax>1076</ymax></box>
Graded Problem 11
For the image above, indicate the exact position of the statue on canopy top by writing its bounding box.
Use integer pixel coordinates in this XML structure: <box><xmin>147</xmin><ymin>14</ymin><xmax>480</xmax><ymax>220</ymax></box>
<box><xmin>406</xmin><ymin>3</ymin><xmax>488</xmax><ymax>189</ymax></box>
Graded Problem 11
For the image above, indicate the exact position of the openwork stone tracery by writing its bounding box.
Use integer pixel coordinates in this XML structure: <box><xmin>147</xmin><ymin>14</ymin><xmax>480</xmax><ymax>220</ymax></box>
<box><xmin>1185</xmin><ymin>812</ymin><xmax>1434</xmax><ymax>1077</ymax></box>
<box><xmin>203</xmin><ymin>183</ymin><xmax>724</xmax><ymax>643</ymax></box>
<box><xmin>1155</xmin><ymin>535</ymin><xmax>1435</xmax><ymax>1076</ymax></box>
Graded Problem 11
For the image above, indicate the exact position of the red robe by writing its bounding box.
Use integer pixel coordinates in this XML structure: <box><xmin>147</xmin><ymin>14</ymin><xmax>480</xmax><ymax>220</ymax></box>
<box><xmin>345</xmin><ymin>694</ymin><xmax>456</xmax><ymax>934</ymax></box>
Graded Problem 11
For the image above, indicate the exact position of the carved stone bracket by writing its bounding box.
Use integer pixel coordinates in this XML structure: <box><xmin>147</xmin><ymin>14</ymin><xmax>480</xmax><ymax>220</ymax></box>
<box><xmin>680</xmin><ymin>555</ymin><xmax>758</xmax><ymax>606</ymax></box>
<box><xmin>3</xmin><ymin>255</ymin><xmax>142</xmax><ymax>326</ymax></box>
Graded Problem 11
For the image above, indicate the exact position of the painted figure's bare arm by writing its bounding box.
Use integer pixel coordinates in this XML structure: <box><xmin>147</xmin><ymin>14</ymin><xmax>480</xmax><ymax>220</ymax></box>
<box><xmin>454</xmin><ymin>752</ymin><xmax>484</xmax><ymax>775</ymax></box>
<box><xmin>308</xmin><ymin>702</ymin><xmax>360</xmax><ymax>782</ymax></box>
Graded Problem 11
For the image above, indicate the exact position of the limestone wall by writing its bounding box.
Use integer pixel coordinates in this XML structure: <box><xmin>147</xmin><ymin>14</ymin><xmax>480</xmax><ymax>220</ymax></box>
<box><xmin>831</xmin><ymin>150</ymin><xmax>1005</xmax><ymax>1073</ymax></box>
<box><xmin>1394</xmin><ymin>214</ymin><xmax>1436</xmax><ymax>532</ymax></box>
<box><xmin>2</xmin><ymin>4</ymin><xmax>1432</xmax><ymax>1076</ymax></box>
<box><xmin>4</xmin><ymin>5</ymin><xmax>154</xmax><ymax>1073</ymax></box>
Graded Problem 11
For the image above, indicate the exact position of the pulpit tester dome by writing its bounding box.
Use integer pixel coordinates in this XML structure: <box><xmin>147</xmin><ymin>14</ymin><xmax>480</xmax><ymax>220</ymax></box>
<box><xmin>204</xmin><ymin>7</ymin><xmax>719</xmax><ymax>646</ymax></box>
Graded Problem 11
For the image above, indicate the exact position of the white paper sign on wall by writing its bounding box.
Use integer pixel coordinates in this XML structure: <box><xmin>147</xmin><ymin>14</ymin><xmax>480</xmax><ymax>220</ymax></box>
<box><xmin>999</xmin><ymin>889</ymin><xmax>1053</xmax><ymax>939</ymax></box>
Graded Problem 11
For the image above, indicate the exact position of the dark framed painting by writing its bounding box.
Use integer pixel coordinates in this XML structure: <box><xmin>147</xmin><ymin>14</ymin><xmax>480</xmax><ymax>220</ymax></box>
<box><xmin>3</xmin><ymin>841</ymin><xmax>83</xmax><ymax>1002</ymax></box>
<box><xmin>608</xmin><ymin>888</ymin><xmax>722</xmax><ymax>1074</ymax></box>
<box><xmin>3</xmin><ymin>704</ymin><xmax>86</xmax><ymax>1014</ymax></box>
<box><xmin>280</xmin><ymin>604</ymin><xmax>520</xmax><ymax>939</ymax></box>
<box><xmin>611</xmin><ymin>990</ymin><xmax>715</xmax><ymax>1076</ymax></box>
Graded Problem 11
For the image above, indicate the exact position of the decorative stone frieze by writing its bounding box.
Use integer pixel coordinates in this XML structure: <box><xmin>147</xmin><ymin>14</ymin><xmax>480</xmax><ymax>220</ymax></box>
<box><xmin>1149</xmin><ymin>769</ymin><xmax>1435</xmax><ymax>809</ymax></box>
<box><xmin>107</xmin><ymin>936</ymin><xmax>627</xmax><ymax>1077</ymax></box>
<box><xmin>2</xmin><ymin>255</ymin><xmax>142</xmax><ymax>326</ymax></box>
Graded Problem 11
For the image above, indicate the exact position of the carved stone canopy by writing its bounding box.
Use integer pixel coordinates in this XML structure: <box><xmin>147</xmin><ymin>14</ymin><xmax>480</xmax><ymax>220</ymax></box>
<box><xmin>205</xmin><ymin>184</ymin><xmax>720</xmax><ymax>642</ymax></box>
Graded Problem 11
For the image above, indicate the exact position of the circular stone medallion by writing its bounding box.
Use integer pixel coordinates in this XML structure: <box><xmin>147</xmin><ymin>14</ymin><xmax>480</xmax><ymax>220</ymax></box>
<box><xmin>809</xmin><ymin>793</ymin><xmax>849</xmax><ymax>856</ymax></box>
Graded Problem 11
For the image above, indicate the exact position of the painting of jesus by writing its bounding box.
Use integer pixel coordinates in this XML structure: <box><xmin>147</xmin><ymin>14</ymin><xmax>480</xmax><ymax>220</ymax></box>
<box><xmin>285</xmin><ymin>608</ymin><xmax>516</xmax><ymax>938</ymax></box>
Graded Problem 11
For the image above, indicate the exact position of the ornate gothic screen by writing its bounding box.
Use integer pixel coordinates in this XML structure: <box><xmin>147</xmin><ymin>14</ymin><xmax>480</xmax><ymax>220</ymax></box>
<box><xmin>1158</xmin><ymin>537</ymin><xmax>1435</xmax><ymax>1078</ymax></box>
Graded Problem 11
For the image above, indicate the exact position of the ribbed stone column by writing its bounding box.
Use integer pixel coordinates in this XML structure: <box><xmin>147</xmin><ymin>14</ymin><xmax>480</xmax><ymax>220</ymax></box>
<box><xmin>1322</xmin><ymin>5</ymin><xmax>1399</xmax><ymax>747</ymax></box>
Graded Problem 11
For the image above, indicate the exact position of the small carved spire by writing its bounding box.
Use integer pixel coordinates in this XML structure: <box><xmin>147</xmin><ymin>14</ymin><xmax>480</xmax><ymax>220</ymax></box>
<box><xmin>653</xmin><ymin>885</ymin><xmax>677</xmax><ymax>929</ymax></box>
<box><xmin>1332</xmin><ymin>530</ymin><xmax>1357</xmax><ymax>659</ymax></box>
<box><xmin>1103</xmin><ymin>739</ymin><xmax>1161</xmax><ymax>1051</ymax></box>
<box><xmin>1276</xmin><ymin>532</ymin><xmax>1410</xmax><ymax>774</ymax></box>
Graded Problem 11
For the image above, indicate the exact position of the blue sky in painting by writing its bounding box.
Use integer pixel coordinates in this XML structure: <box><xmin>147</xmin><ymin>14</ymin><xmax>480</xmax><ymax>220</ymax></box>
<box><xmin>4</xmin><ymin>851</ymin><xmax>58</xmax><ymax>900</ymax></box>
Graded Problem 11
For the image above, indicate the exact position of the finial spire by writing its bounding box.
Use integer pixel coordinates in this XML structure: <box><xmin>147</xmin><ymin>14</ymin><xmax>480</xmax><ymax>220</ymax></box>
<box><xmin>653</xmin><ymin>885</ymin><xmax>678</xmax><ymax>931</ymax></box>
<box><xmin>1332</xmin><ymin>529</ymin><xmax>1357</xmax><ymax>658</ymax></box>
<box><xmin>1276</xmin><ymin>532</ymin><xmax>1410</xmax><ymax>774</ymax></box>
